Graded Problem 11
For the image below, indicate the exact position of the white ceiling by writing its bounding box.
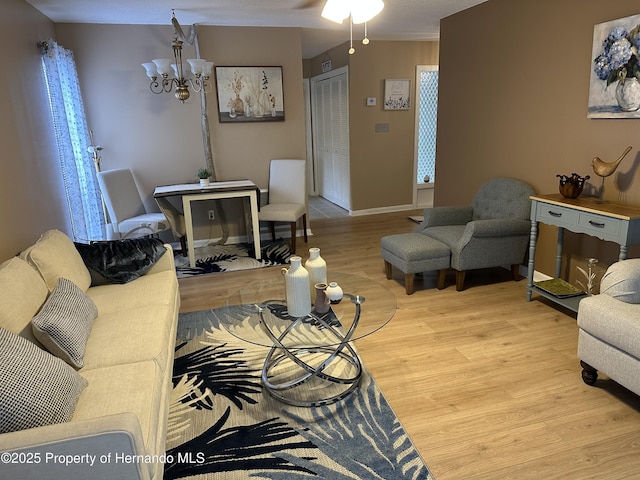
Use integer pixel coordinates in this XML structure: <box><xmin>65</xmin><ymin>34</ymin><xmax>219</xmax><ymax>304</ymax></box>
<box><xmin>26</xmin><ymin>0</ymin><xmax>487</xmax><ymax>58</ymax></box>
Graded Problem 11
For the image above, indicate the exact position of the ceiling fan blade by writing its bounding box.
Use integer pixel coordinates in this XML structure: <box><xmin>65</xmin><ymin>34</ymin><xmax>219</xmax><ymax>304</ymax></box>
<box><xmin>296</xmin><ymin>0</ymin><xmax>324</xmax><ymax>9</ymax></box>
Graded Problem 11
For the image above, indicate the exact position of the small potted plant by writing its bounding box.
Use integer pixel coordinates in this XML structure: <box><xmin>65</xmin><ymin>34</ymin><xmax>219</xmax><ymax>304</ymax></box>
<box><xmin>196</xmin><ymin>168</ymin><xmax>212</xmax><ymax>186</ymax></box>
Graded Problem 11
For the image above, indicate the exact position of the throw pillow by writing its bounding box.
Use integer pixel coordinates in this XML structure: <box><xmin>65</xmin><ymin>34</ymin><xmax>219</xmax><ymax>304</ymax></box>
<box><xmin>20</xmin><ymin>229</ymin><xmax>91</xmax><ymax>293</ymax></box>
<box><xmin>599</xmin><ymin>259</ymin><xmax>640</xmax><ymax>304</ymax></box>
<box><xmin>0</xmin><ymin>257</ymin><xmax>48</xmax><ymax>344</ymax></box>
<box><xmin>74</xmin><ymin>237</ymin><xmax>167</xmax><ymax>284</ymax></box>
<box><xmin>0</xmin><ymin>326</ymin><xmax>88</xmax><ymax>434</ymax></box>
<box><xmin>32</xmin><ymin>278</ymin><xmax>98</xmax><ymax>368</ymax></box>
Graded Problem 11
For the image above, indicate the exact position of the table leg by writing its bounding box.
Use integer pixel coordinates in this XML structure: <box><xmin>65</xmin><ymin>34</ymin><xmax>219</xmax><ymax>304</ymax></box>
<box><xmin>555</xmin><ymin>227</ymin><xmax>564</xmax><ymax>279</ymax></box>
<box><xmin>182</xmin><ymin>196</ymin><xmax>197</xmax><ymax>268</ymax></box>
<box><xmin>249</xmin><ymin>190</ymin><xmax>262</xmax><ymax>260</ymax></box>
<box><xmin>526</xmin><ymin>220</ymin><xmax>538</xmax><ymax>301</ymax></box>
<box><xmin>619</xmin><ymin>245</ymin><xmax>628</xmax><ymax>261</ymax></box>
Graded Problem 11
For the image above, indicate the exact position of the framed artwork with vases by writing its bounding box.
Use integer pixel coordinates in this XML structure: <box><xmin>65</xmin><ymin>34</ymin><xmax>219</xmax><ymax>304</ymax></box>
<box><xmin>214</xmin><ymin>66</ymin><xmax>285</xmax><ymax>123</ymax></box>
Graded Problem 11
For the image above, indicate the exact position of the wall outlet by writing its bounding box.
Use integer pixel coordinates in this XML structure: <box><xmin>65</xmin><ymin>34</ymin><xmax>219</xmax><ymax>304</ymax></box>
<box><xmin>208</xmin><ymin>210</ymin><xmax>215</xmax><ymax>220</ymax></box>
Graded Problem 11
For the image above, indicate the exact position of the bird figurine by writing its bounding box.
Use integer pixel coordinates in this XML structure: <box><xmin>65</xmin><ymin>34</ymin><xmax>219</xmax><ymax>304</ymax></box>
<box><xmin>591</xmin><ymin>145</ymin><xmax>632</xmax><ymax>178</ymax></box>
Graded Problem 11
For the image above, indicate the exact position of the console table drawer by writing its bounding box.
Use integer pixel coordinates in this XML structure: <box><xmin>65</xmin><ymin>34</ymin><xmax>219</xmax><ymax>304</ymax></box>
<box><xmin>537</xmin><ymin>204</ymin><xmax>579</xmax><ymax>225</ymax></box>
<box><xmin>577</xmin><ymin>212</ymin><xmax>621</xmax><ymax>236</ymax></box>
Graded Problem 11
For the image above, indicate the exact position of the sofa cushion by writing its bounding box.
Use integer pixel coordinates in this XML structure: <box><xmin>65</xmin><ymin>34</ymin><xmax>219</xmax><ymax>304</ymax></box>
<box><xmin>600</xmin><ymin>259</ymin><xmax>640</xmax><ymax>304</ymax></box>
<box><xmin>74</xmin><ymin>237</ymin><xmax>167</xmax><ymax>285</ymax></box>
<box><xmin>0</xmin><ymin>257</ymin><xmax>48</xmax><ymax>343</ymax></box>
<box><xmin>83</xmin><ymin>304</ymin><xmax>176</xmax><ymax>372</ymax></box>
<box><xmin>0</xmin><ymin>326</ymin><xmax>88</xmax><ymax>434</ymax></box>
<box><xmin>87</xmin><ymin>269</ymin><xmax>179</xmax><ymax>315</ymax></box>
<box><xmin>75</xmin><ymin>361</ymin><xmax>165</xmax><ymax>459</ymax></box>
<box><xmin>20</xmin><ymin>230</ymin><xmax>91</xmax><ymax>293</ymax></box>
<box><xmin>32</xmin><ymin>278</ymin><xmax>98</xmax><ymax>369</ymax></box>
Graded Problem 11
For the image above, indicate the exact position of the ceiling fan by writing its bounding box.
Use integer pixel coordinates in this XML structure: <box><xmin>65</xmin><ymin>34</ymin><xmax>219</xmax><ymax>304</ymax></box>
<box><xmin>296</xmin><ymin>0</ymin><xmax>325</xmax><ymax>8</ymax></box>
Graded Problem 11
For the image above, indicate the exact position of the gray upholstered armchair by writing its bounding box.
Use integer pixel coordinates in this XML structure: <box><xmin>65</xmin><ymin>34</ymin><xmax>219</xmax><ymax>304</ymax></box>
<box><xmin>417</xmin><ymin>177</ymin><xmax>536</xmax><ymax>291</ymax></box>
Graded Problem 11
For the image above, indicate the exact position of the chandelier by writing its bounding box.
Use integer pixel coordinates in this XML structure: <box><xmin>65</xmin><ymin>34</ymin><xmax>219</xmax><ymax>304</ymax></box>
<box><xmin>321</xmin><ymin>0</ymin><xmax>384</xmax><ymax>54</ymax></box>
<box><xmin>141</xmin><ymin>12</ymin><xmax>213</xmax><ymax>102</ymax></box>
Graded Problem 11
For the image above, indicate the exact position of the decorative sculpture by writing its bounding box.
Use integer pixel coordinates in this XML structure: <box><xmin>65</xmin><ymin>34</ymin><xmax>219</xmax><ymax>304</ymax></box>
<box><xmin>591</xmin><ymin>145</ymin><xmax>632</xmax><ymax>178</ymax></box>
<box><xmin>591</xmin><ymin>145</ymin><xmax>632</xmax><ymax>201</ymax></box>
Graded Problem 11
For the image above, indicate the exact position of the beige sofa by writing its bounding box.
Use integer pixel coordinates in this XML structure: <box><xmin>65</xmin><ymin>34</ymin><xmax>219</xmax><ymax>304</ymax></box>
<box><xmin>0</xmin><ymin>230</ymin><xmax>180</xmax><ymax>480</ymax></box>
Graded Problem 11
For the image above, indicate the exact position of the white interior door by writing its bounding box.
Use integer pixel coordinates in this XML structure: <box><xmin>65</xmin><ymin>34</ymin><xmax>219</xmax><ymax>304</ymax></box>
<box><xmin>311</xmin><ymin>66</ymin><xmax>350</xmax><ymax>210</ymax></box>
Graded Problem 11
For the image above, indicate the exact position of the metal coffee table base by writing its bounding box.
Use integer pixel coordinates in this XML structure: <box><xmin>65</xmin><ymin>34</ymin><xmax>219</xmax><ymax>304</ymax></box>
<box><xmin>257</xmin><ymin>294</ymin><xmax>364</xmax><ymax>407</ymax></box>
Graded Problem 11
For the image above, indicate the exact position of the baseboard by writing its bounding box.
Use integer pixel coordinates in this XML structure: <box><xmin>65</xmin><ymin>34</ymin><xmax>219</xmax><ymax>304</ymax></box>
<box><xmin>350</xmin><ymin>204</ymin><xmax>415</xmax><ymax>217</ymax></box>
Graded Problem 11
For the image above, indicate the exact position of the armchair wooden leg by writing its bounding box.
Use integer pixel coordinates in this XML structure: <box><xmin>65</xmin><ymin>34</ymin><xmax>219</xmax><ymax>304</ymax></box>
<box><xmin>455</xmin><ymin>270</ymin><xmax>466</xmax><ymax>291</ymax></box>
<box><xmin>405</xmin><ymin>273</ymin><xmax>415</xmax><ymax>295</ymax></box>
<box><xmin>179</xmin><ymin>235</ymin><xmax>188</xmax><ymax>257</ymax></box>
<box><xmin>437</xmin><ymin>269</ymin><xmax>446</xmax><ymax>290</ymax></box>
<box><xmin>270</xmin><ymin>222</ymin><xmax>276</xmax><ymax>241</ymax></box>
<box><xmin>290</xmin><ymin>221</ymin><xmax>297</xmax><ymax>253</ymax></box>
<box><xmin>384</xmin><ymin>261</ymin><xmax>393</xmax><ymax>279</ymax></box>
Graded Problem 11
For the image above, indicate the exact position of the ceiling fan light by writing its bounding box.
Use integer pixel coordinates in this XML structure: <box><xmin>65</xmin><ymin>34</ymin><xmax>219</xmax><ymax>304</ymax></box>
<box><xmin>321</xmin><ymin>0</ymin><xmax>351</xmax><ymax>24</ymax></box>
<box><xmin>351</xmin><ymin>0</ymin><xmax>384</xmax><ymax>24</ymax></box>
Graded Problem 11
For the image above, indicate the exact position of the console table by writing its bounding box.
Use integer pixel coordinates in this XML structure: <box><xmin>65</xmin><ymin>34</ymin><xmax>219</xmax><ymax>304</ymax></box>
<box><xmin>526</xmin><ymin>194</ymin><xmax>640</xmax><ymax>312</ymax></box>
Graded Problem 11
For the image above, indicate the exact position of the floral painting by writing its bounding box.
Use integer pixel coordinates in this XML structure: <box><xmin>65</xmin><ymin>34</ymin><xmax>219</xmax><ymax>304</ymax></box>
<box><xmin>214</xmin><ymin>66</ymin><xmax>284</xmax><ymax>123</ymax></box>
<box><xmin>588</xmin><ymin>14</ymin><xmax>640</xmax><ymax>118</ymax></box>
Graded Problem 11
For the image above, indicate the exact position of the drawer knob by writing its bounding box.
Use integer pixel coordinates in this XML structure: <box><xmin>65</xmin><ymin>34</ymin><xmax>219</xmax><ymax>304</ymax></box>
<box><xmin>589</xmin><ymin>220</ymin><xmax>605</xmax><ymax>228</ymax></box>
<box><xmin>548</xmin><ymin>211</ymin><xmax>562</xmax><ymax>217</ymax></box>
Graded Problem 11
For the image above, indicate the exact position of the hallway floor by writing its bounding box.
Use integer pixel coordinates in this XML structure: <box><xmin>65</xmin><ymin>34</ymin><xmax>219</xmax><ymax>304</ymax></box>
<box><xmin>308</xmin><ymin>195</ymin><xmax>349</xmax><ymax>220</ymax></box>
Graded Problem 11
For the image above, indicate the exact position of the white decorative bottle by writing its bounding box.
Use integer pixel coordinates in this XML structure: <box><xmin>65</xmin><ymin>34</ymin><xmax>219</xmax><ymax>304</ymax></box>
<box><xmin>305</xmin><ymin>247</ymin><xmax>327</xmax><ymax>299</ymax></box>
<box><xmin>281</xmin><ymin>256</ymin><xmax>311</xmax><ymax>317</ymax></box>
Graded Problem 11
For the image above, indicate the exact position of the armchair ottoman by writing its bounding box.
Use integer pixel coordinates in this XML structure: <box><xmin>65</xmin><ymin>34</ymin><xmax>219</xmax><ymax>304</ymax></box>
<box><xmin>381</xmin><ymin>233</ymin><xmax>450</xmax><ymax>294</ymax></box>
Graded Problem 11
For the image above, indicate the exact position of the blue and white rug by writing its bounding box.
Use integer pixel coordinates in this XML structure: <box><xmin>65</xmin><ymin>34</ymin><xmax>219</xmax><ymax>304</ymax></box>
<box><xmin>164</xmin><ymin>308</ymin><xmax>434</xmax><ymax>480</ymax></box>
<box><xmin>174</xmin><ymin>240</ymin><xmax>291</xmax><ymax>278</ymax></box>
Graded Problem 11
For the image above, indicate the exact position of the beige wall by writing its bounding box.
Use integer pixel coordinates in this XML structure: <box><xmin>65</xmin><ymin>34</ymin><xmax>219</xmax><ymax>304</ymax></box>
<box><xmin>0</xmin><ymin>0</ymin><xmax>60</xmax><ymax>261</ymax></box>
<box><xmin>437</xmin><ymin>0</ymin><xmax>640</xmax><ymax>279</ymax></box>
<box><xmin>54</xmin><ymin>24</ymin><xmax>307</xmax><ymax>242</ymax></box>
<box><xmin>308</xmin><ymin>40</ymin><xmax>439</xmax><ymax>212</ymax></box>
<box><xmin>348</xmin><ymin>41</ymin><xmax>439</xmax><ymax>211</ymax></box>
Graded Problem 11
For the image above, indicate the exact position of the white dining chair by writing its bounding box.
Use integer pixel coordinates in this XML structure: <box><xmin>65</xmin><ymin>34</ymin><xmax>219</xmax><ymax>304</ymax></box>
<box><xmin>258</xmin><ymin>159</ymin><xmax>308</xmax><ymax>253</ymax></box>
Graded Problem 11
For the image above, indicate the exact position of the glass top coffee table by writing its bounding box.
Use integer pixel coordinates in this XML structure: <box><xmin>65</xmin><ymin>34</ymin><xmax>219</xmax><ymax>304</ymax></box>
<box><xmin>217</xmin><ymin>272</ymin><xmax>396</xmax><ymax>407</ymax></box>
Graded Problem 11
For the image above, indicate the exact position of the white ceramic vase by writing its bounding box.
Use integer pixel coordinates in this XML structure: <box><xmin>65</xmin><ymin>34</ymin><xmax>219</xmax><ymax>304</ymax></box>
<box><xmin>615</xmin><ymin>77</ymin><xmax>640</xmax><ymax>112</ymax></box>
<box><xmin>305</xmin><ymin>247</ymin><xmax>327</xmax><ymax>299</ymax></box>
<box><xmin>281</xmin><ymin>256</ymin><xmax>311</xmax><ymax>317</ymax></box>
<box><xmin>326</xmin><ymin>282</ymin><xmax>343</xmax><ymax>304</ymax></box>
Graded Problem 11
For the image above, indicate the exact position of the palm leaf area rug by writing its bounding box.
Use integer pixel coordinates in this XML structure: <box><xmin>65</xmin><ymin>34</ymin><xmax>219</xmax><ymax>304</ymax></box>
<box><xmin>174</xmin><ymin>239</ymin><xmax>291</xmax><ymax>278</ymax></box>
<box><xmin>164</xmin><ymin>308</ymin><xmax>434</xmax><ymax>480</ymax></box>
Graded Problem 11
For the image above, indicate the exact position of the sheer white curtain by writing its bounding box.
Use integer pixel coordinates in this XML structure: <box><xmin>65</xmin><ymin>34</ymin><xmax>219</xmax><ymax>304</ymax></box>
<box><xmin>41</xmin><ymin>40</ymin><xmax>105</xmax><ymax>241</ymax></box>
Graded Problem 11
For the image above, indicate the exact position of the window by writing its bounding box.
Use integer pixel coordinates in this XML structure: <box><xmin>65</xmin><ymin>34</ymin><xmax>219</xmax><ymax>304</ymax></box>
<box><xmin>41</xmin><ymin>40</ymin><xmax>105</xmax><ymax>241</ymax></box>
<box><xmin>416</xmin><ymin>66</ymin><xmax>439</xmax><ymax>184</ymax></box>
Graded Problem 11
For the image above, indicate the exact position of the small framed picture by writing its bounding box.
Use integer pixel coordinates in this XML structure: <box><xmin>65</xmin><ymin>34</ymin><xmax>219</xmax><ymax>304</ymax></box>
<box><xmin>214</xmin><ymin>66</ymin><xmax>285</xmax><ymax>123</ymax></box>
<box><xmin>384</xmin><ymin>79</ymin><xmax>411</xmax><ymax>110</ymax></box>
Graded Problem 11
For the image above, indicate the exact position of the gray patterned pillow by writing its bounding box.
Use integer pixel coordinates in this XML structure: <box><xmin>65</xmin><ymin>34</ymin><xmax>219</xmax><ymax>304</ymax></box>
<box><xmin>32</xmin><ymin>278</ymin><xmax>98</xmax><ymax>368</ymax></box>
<box><xmin>0</xmin><ymin>326</ymin><xmax>88</xmax><ymax>434</ymax></box>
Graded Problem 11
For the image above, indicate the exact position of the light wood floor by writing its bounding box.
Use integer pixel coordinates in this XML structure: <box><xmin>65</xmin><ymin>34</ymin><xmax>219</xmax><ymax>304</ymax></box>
<box><xmin>178</xmin><ymin>212</ymin><xmax>640</xmax><ymax>480</ymax></box>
